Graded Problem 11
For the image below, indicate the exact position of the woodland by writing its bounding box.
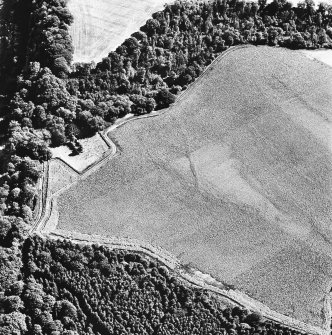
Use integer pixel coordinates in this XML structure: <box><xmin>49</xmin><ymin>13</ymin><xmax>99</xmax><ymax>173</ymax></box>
<box><xmin>0</xmin><ymin>234</ymin><xmax>308</xmax><ymax>335</ymax></box>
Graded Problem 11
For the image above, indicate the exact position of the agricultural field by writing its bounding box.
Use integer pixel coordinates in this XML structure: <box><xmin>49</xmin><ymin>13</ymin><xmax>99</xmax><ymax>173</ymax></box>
<box><xmin>302</xmin><ymin>49</ymin><xmax>332</xmax><ymax>68</ymax></box>
<box><xmin>57</xmin><ymin>45</ymin><xmax>332</xmax><ymax>327</ymax></box>
<box><xmin>67</xmin><ymin>0</ymin><xmax>170</xmax><ymax>63</ymax></box>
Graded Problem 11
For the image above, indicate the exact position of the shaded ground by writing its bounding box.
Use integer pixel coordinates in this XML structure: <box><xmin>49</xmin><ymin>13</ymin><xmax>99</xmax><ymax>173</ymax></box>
<box><xmin>58</xmin><ymin>46</ymin><xmax>332</xmax><ymax>327</ymax></box>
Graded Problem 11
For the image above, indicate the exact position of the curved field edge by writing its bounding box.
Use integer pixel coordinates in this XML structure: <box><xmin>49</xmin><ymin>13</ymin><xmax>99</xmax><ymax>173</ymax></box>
<box><xmin>30</xmin><ymin>45</ymin><xmax>330</xmax><ymax>335</ymax></box>
<box><xmin>35</xmin><ymin>229</ymin><xmax>325</xmax><ymax>335</ymax></box>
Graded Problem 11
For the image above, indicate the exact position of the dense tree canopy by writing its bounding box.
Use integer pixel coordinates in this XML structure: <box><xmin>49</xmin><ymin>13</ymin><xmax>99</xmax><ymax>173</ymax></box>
<box><xmin>4</xmin><ymin>0</ymin><xmax>332</xmax><ymax>154</ymax></box>
<box><xmin>0</xmin><ymin>0</ymin><xmax>74</xmax><ymax>221</ymax></box>
<box><xmin>0</xmin><ymin>235</ymin><xmax>311</xmax><ymax>335</ymax></box>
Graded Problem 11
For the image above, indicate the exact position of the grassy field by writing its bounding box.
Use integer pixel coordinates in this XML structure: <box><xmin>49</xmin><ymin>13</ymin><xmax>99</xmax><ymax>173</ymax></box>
<box><xmin>58</xmin><ymin>46</ymin><xmax>332</xmax><ymax>327</ymax></box>
<box><xmin>50</xmin><ymin>133</ymin><xmax>109</xmax><ymax>172</ymax></box>
<box><xmin>67</xmin><ymin>0</ymin><xmax>169</xmax><ymax>63</ymax></box>
<box><xmin>48</xmin><ymin>160</ymin><xmax>78</xmax><ymax>196</ymax></box>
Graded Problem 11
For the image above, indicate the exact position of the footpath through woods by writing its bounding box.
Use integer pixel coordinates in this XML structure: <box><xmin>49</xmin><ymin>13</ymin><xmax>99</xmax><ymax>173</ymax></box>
<box><xmin>30</xmin><ymin>45</ymin><xmax>329</xmax><ymax>335</ymax></box>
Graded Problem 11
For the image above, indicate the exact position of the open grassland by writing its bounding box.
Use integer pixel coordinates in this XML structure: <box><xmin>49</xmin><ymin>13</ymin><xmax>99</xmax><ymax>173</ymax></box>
<box><xmin>58</xmin><ymin>46</ymin><xmax>332</xmax><ymax>327</ymax></box>
<box><xmin>67</xmin><ymin>0</ymin><xmax>170</xmax><ymax>63</ymax></box>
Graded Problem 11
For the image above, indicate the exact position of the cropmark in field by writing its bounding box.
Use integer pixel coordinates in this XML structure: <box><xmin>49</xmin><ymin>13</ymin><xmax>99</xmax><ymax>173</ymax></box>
<box><xmin>58</xmin><ymin>46</ymin><xmax>332</xmax><ymax>328</ymax></box>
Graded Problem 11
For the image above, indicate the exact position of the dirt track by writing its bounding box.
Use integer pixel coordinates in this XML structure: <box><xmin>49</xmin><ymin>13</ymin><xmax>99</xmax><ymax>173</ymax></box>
<box><xmin>57</xmin><ymin>46</ymin><xmax>332</xmax><ymax>328</ymax></box>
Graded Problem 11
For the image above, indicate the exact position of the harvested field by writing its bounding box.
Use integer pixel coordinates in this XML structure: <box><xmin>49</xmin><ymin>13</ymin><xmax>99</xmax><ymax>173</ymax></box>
<box><xmin>58</xmin><ymin>46</ymin><xmax>332</xmax><ymax>327</ymax></box>
<box><xmin>67</xmin><ymin>0</ymin><xmax>169</xmax><ymax>63</ymax></box>
<box><xmin>66</xmin><ymin>0</ymin><xmax>332</xmax><ymax>64</ymax></box>
<box><xmin>302</xmin><ymin>49</ymin><xmax>332</xmax><ymax>68</ymax></box>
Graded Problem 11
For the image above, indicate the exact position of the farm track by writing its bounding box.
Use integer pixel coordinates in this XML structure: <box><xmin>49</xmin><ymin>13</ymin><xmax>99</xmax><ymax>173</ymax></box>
<box><xmin>31</xmin><ymin>162</ymin><xmax>49</xmax><ymax>232</ymax></box>
<box><xmin>31</xmin><ymin>45</ymin><xmax>330</xmax><ymax>335</ymax></box>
